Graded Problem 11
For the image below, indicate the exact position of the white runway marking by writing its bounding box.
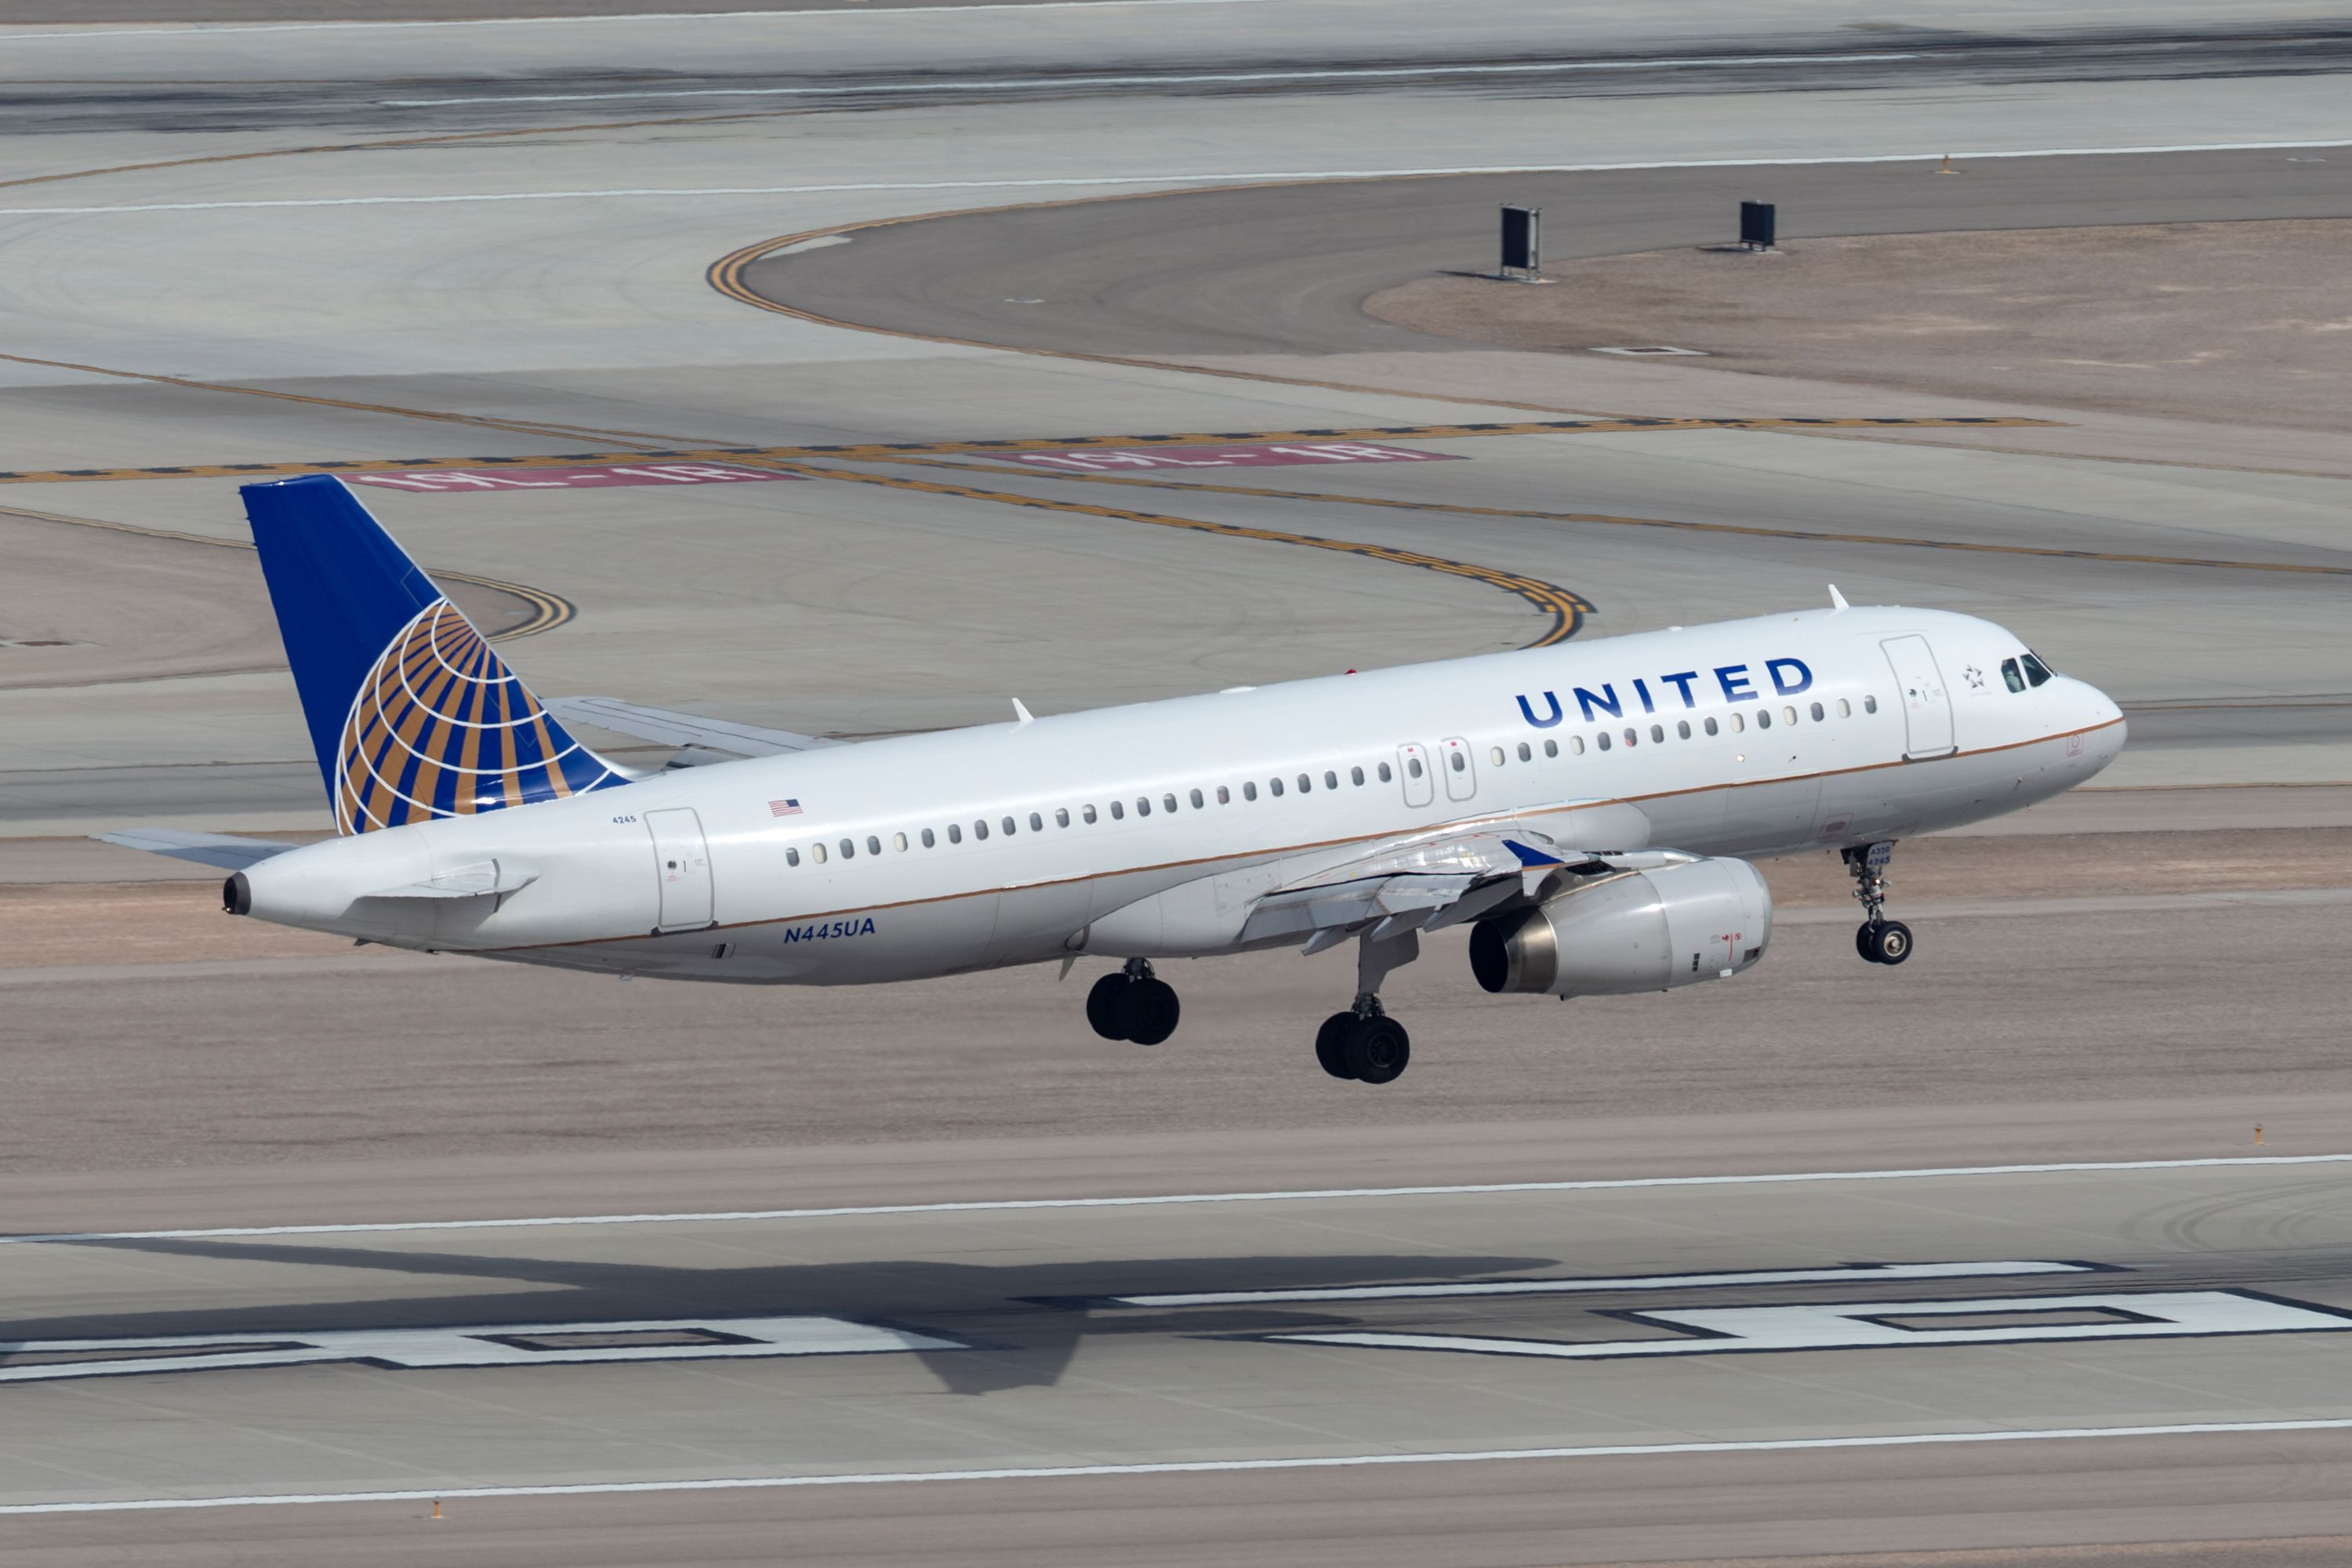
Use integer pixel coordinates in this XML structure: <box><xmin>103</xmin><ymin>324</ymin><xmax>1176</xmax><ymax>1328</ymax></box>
<box><xmin>2</xmin><ymin>142</ymin><xmax>2348</xmax><ymax>219</ymax></box>
<box><xmin>9</xmin><ymin>1153</ymin><xmax>2349</xmax><ymax>1246</ymax></box>
<box><xmin>1281</xmin><ymin>1290</ymin><xmax>2352</xmax><ymax>1359</ymax></box>
<box><xmin>0</xmin><ymin>0</ymin><xmax>1274</xmax><ymax>43</ymax></box>
<box><xmin>382</xmin><ymin>53</ymin><xmax>1923</xmax><ymax>107</ymax></box>
<box><xmin>9</xmin><ymin>1417</ymin><xmax>2352</xmax><ymax>1514</ymax></box>
<box><xmin>1111</xmin><ymin>1259</ymin><xmax>2099</xmax><ymax>1307</ymax></box>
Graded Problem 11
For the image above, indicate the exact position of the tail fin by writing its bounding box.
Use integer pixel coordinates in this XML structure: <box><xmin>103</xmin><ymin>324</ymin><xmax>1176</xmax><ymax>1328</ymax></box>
<box><xmin>242</xmin><ymin>475</ymin><xmax>623</xmax><ymax>835</ymax></box>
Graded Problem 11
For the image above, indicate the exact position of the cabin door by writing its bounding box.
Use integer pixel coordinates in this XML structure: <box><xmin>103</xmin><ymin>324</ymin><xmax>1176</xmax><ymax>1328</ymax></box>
<box><xmin>1880</xmin><ymin>636</ymin><xmax>1956</xmax><ymax>759</ymax></box>
<box><xmin>1439</xmin><ymin>736</ymin><xmax>1478</xmax><ymax>802</ymax></box>
<box><xmin>1397</xmin><ymin>742</ymin><xmax>1435</xmax><ymax>808</ymax></box>
<box><xmin>646</xmin><ymin>808</ymin><xmax>715</xmax><ymax>931</ymax></box>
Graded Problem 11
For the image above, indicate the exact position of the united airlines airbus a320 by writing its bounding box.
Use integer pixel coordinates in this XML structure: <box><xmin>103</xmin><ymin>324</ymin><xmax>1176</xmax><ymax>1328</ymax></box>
<box><xmin>107</xmin><ymin>477</ymin><xmax>2126</xmax><ymax>1085</ymax></box>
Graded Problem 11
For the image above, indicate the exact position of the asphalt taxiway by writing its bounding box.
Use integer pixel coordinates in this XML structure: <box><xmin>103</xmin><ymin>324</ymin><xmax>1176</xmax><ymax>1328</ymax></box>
<box><xmin>2</xmin><ymin>1</ymin><xmax>2350</xmax><ymax>1561</ymax></box>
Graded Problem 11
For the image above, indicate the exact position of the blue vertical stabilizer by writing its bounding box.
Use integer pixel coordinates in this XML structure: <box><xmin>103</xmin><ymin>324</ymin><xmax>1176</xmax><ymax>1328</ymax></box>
<box><xmin>242</xmin><ymin>475</ymin><xmax>621</xmax><ymax>833</ymax></box>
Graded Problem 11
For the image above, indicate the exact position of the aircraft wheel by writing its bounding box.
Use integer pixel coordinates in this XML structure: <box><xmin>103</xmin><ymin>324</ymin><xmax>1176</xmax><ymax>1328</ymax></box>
<box><xmin>1085</xmin><ymin>974</ymin><xmax>1130</xmax><ymax>1040</ymax></box>
<box><xmin>1856</xmin><ymin>923</ymin><xmax>1883</xmax><ymax>964</ymax></box>
<box><xmin>1118</xmin><ymin>977</ymin><xmax>1182</xmax><ymax>1046</ymax></box>
<box><xmin>1315</xmin><ymin>1013</ymin><xmax>1358</xmax><ymax>1080</ymax></box>
<box><xmin>1871</xmin><ymin>920</ymin><xmax>1915</xmax><ymax>967</ymax></box>
<box><xmin>1343</xmin><ymin>1016</ymin><xmax>1411</xmax><ymax>1086</ymax></box>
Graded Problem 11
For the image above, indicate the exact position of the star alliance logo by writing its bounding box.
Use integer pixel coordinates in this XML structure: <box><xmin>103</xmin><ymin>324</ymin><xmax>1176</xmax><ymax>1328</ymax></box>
<box><xmin>1964</xmin><ymin>666</ymin><xmax>1987</xmax><ymax>688</ymax></box>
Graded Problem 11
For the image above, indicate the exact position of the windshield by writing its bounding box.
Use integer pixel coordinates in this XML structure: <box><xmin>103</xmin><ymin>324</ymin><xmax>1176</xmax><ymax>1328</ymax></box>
<box><xmin>2020</xmin><ymin>652</ymin><xmax>2053</xmax><ymax>688</ymax></box>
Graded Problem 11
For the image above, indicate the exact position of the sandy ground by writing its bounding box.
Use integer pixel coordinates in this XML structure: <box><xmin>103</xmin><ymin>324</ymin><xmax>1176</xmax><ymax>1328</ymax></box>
<box><xmin>1364</xmin><ymin>221</ymin><xmax>2352</xmax><ymax>434</ymax></box>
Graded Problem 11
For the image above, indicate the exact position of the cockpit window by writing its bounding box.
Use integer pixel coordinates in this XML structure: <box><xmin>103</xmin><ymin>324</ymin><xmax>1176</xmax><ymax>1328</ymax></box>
<box><xmin>2001</xmin><ymin>657</ymin><xmax>2026</xmax><ymax>694</ymax></box>
<box><xmin>2020</xmin><ymin>652</ymin><xmax>2053</xmax><ymax>688</ymax></box>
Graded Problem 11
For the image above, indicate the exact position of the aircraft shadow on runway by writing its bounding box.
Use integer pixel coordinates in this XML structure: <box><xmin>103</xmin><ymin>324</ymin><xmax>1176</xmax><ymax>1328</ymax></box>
<box><xmin>11</xmin><ymin>1236</ymin><xmax>1555</xmax><ymax>1396</ymax></box>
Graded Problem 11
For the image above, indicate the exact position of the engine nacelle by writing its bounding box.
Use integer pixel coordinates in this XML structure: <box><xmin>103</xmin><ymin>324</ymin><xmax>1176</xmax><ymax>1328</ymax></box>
<box><xmin>1468</xmin><ymin>858</ymin><xmax>1772</xmax><ymax>997</ymax></box>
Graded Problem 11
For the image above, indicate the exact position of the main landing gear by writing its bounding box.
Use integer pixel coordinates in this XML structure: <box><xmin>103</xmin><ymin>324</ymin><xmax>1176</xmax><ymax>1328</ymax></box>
<box><xmin>1087</xmin><ymin>958</ymin><xmax>1181</xmax><ymax>1046</ymax></box>
<box><xmin>1316</xmin><ymin>929</ymin><xmax>1418</xmax><ymax>1085</ymax></box>
<box><xmin>1844</xmin><ymin>840</ymin><xmax>1914</xmax><ymax>966</ymax></box>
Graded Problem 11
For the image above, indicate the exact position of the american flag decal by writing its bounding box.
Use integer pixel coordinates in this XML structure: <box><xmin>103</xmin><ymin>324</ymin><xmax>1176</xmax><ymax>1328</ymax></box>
<box><xmin>769</xmin><ymin>797</ymin><xmax>802</xmax><ymax>817</ymax></box>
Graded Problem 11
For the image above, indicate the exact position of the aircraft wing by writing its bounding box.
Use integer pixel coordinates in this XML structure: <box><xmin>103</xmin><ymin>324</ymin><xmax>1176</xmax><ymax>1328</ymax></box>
<box><xmin>543</xmin><ymin>696</ymin><xmax>844</xmax><ymax>760</ymax></box>
<box><xmin>95</xmin><ymin>828</ymin><xmax>300</xmax><ymax>870</ymax></box>
<box><xmin>1236</xmin><ymin>822</ymin><xmax>1697</xmax><ymax>953</ymax></box>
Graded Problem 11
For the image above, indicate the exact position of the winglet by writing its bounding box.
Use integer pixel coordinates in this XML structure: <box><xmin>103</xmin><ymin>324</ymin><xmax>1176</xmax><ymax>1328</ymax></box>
<box><xmin>1828</xmin><ymin>584</ymin><xmax>1849</xmax><ymax>612</ymax></box>
<box><xmin>1011</xmin><ymin>699</ymin><xmax>1035</xmax><ymax>726</ymax></box>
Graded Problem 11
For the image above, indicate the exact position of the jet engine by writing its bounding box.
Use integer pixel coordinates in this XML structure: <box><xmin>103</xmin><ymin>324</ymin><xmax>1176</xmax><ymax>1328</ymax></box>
<box><xmin>1468</xmin><ymin>858</ymin><xmax>1772</xmax><ymax>997</ymax></box>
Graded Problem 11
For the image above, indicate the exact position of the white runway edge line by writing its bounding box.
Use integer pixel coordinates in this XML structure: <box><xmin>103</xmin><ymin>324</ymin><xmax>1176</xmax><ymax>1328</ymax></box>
<box><xmin>0</xmin><ymin>0</ymin><xmax>1274</xmax><ymax>43</ymax></box>
<box><xmin>382</xmin><ymin>53</ymin><xmax>1923</xmax><ymax>107</ymax></box>
<box><xmin>2</xmin><ymin>141</ymin><xmax>2348</xmax><ymax>219</ymax></box>
<box><xmin>9</xmin><ymin>1153</ymin><xmax>2350</xmax><ymax>1247</ymax></box>
<box><xmin>13</xmin><ymin>1418</ymin><xmax>2352</xmax><ymax>1515</ymax></box>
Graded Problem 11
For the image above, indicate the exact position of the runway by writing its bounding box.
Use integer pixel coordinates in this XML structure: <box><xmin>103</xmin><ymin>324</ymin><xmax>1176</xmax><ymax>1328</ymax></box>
<box><xmin>3</xmin><ymin>0</ymin><xmax>2350</xmax><ymax>1560</ymax></box>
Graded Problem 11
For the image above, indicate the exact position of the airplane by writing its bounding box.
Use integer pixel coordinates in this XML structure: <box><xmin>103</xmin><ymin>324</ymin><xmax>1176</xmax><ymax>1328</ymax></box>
<box><xmin>103</xmin><ymin>475</ymin><xmax>2127</xmax><ymax>1086</ymax></box>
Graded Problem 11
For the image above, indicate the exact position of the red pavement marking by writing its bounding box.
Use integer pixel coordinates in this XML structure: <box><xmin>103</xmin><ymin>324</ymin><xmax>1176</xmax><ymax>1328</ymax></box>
<box><xmin>996</xmin><ymin>442</ymin><xmax>1461</xmax><ymax>472</ymax></box>
<box><xmin>348</xmin><ymin>463</ymin><xmax>805</xmax><ymax>493</ymax></box>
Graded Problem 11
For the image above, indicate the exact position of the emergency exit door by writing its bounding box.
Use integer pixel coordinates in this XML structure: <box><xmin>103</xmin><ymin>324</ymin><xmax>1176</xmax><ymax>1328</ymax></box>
<box><xmin>647</xmin><ymin>808</ymin><xmax>714</xmax><ymax>931</ymax></box>
<box><xmin>1880</xmin><ymin>636</ymin><xmax>1955</xmax><ymax>759</ymax></box>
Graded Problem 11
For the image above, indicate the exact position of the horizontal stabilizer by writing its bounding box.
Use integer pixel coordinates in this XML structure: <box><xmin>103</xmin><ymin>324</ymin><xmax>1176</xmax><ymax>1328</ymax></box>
<box><xmin>545</xmin><ymin>696</ymin><xmax>843</xmax><ymax>759</ymax></box>
<box><xmin>95</xmin><ymin>829</ymin><xmax>299</xmax><ymax>871</ymax></box>
<box><xmin>364</xmin><ymin>862</ymin><xmax>537</xmax><ymax>900</ymax></box>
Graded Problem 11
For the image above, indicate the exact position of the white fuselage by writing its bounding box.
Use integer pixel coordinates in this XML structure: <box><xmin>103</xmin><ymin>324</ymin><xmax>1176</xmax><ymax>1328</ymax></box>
<box><xmin>237</xmin><ymin>605</ymin><xmax>2125</xmax><ymax>982</ymax></box>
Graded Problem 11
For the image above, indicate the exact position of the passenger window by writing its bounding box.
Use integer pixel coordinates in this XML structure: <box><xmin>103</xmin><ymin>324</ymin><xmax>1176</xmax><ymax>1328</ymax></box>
<box><xmin>1110</xmin><ymin>801</ymin><xmax>1124</xmax><ymax>820</ymax></box>
<box><xmin>1730</xmin><ymin>712</ymin><xmax>1746</xmax><ymax>732</ymax></box>
<box><xmin>996</xmin><ymin>817</ymin><xmax>1011</xmax><ymax>837</ymax></box>
<box><xmin>2022</xmin><ymin>652</ymin><xmax>2055</xmax><ymax>686</ymax></box>
<box><xmin>1218</xmin><ymin>785</ymin><xmax>1232</xmax><ymax>804</ymax></box>
<box><xmin>1136</xmin><ymin>798</ymin><xmax>1150</xmax><ymax>817</ymax></box>
<box><xmin>1297</xmin><ymin>774</ymin><xmax>1312</xmax><ymax>793</ymax></box>
<box><xmin>1324</xmin><ymin>770</ymin><xmax>1338</xmax><ymax>789</ymax></box>
<box><xmin>922</xmin><ymin>828</ymin><xmax>936</xmax><ymax>848</ymax></box>
<box><xmin>1406</xmin><ymin>759</ymin><xmax>1423</xmax><ymax>779</ymax></box>
<box><xmin>1190</xmin><ymin>788</ymin><xmax>1205</xmax><ymax>808</ymax></box>
<box><xmin>1650</xmin><ymin>724</ymin><xmax>1664</xmax><ymax>743</ymax></box>
<box><xmin>1270</xmin><ymin>778</ymin><xmax>1284</xmax><ymax>797</ymax></box>
<box><xmin>812</xmin><ymin>842</ymin><xmax>828</xmax><ymax>863</ymax></box>
<box><xmin>1704</xmin><ymin>717</ymin><xmax>1719</xmax><ymax>736</ymax></box>
<box><xmin>1029</xmin><ymin>812</ymin><xmax>1044</xmax><ymax>832</ymax></box>
<box><xmin>866</xmin><ymin>835</ymin><xmax>882</xmax><ymax>855</ymax></box>
<box><xmin>1350</xmin><ymin>767</ymin><xmax>1365</xmax><ymax>786</ymax></box>
<box><xmin>1160</xmin><ymin>793</ymin><xmax>1174</xmax><ymax>813</ymax></box>
<box><xmin>1490</xmin><ymin>746</ymin><xmax>1507</xmax><ymax>767</ymax></box>
<box><xmin>1809</xmin><ymin>702</ymin><xmax>1824</xmax><ymax>722</ymax></box>
<box><xmin>1864</xmin><ymin>695</ymin><xmax>1878</xmax><ymax>714</ymax></box>
<box><xmin>840</xmin><ymin>839</ymin><xmax>855</xmax><ymax>858</ymax></box>
<box><xmin>893</xmin><ymin>832</ymin><xmax>908</xmax><ymax>851</ymax></box>
<box><xmin>1677</xmin><ymin>720</ymin><xmax>1691</xmax><ymax>739</ymax></box>
<box><xmin>1566</xmin><ymin>736</ymin><xmax>1583</xmax><ymax>754</ymax></box>
<box><xmin>1782</xmin><ymin>706</ymin><xmax>1798</xmax><ymax>725</ymax></box>
<box><xmin>1597</xmin><ymin>732</ymin><xmax>1612</xmax><ymax>751</ymax></box>
<box><xmin>1083</xmin><ymin>805</ymin><xmax>1098</xmax><ymax>824</ymax></box>
<box><xmin>1756</xmin><ymin>710</ymin><xmax>1772</xmax><ymax>730</ymax></box>
<box><xmin>1378</xmin><ymin>762</ymin><xmax>1394</xmax><ymax>782</ymax></box>
<box><xmin>1243</xmin><ymin>782</ymin><xmax>1258</xmax><ymax>800</ymax></box>
<box><xmin>2002</xmin><ymin>657</ymin><xmax>2026</xmax><ymax>693</ymax></box>
<box><xmin>1623</xmin><ymin>728</ymin><xmax>1638</xmax><ymax>747</ymax></box>
<box><xmin>1055</xmin><ymin>808</ymin><xmax>1070</xmax><ymax>828</ymax></box>
<box><xmin>1837</xmin><ymin>699</ymin><xmax>1851</xmax><ymax>718</ymax></box>
<box><xmin>1450</xmin><ymin>753</ymin><xmax>1467</xmax><ymax>772</ymax></box>
<box><xmin>947</xmin><ymin>825</ymin><xmax>962</xmax><ymax>844</ymax></box>
<box><xmin>974</xmin><ymin>821</ymin><xmax>989</xmax><ymax>840</ymax></box>
<box><xmin>786</xmin><ymin>848</ymin><xmax>801</xmax><ymax>867</ymax></box>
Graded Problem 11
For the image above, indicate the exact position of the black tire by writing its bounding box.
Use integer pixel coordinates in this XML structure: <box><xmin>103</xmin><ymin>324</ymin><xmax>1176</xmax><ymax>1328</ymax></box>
<box><xmin>1119</xmin><ymin>977</ymin><xmax>1181</xmax><ymax>1046</ymax></box>
<box><xmin>1085</xmin><ymin>975</ymin><xmax>1129</xmax><ymax>1040</ymax></box>
<box><xmin>1343</xmin><ymin>1017</ymin><xmax>1411</xmax><ymax>1085</ymax></box>
<box><xmin>1315</xmin><ymin>1013</ymin><xmax>1358</xmax><ymax>1079</ymax></box>
<box><xmin>1874</xmin><ymin>920</ymin><xmax>1915</xmax><ymax>967</ymax></box>
<box><xmin>1856</xmin><ymin>923</ymin><xmax>1883</xmax><ymax>964</ymax></box>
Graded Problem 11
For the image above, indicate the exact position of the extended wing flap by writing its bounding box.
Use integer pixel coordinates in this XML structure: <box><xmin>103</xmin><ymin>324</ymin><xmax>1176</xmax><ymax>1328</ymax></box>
<box><xmin>545</xmin><ymin>696</ymin><xmax>842</xmax><ymax>760</ymax></box>
<box><xmin>95</xmin><ymin>829</ymin><xmax>299</xmax><ymax>871</ymax></box>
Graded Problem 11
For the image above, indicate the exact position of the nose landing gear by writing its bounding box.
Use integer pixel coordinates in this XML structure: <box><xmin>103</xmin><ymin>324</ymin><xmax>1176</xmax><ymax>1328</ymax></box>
<box><xmin>1844</xmin><ymin>840</ymin><xmax>1913</xmax><ymax>966</ymax></box>
<box><xmin>1087</xmin><ymin>958</ymin><xmax>1181</xmax><ymax>1045</ymax></box>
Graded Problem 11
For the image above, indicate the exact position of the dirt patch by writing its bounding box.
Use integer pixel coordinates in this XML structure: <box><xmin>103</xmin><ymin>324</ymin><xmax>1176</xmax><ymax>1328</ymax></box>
<box><xmin>1364</xmin><ymin>220</ymin><xmax>2352</xmax><ymax>433</ymax></box>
